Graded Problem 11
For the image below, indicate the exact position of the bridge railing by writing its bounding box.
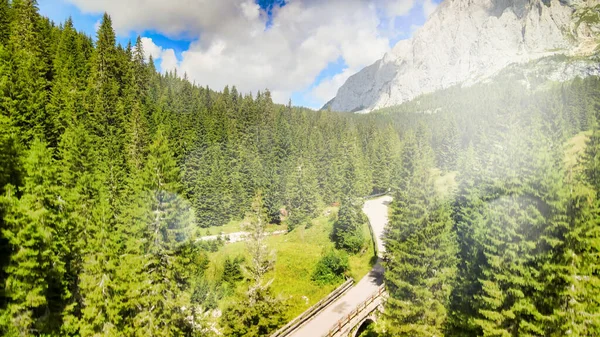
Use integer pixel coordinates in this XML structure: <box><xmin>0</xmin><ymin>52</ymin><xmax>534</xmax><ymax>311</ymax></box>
<box><xmin>322</xmin><ymin>285</ymin><xmax>386</xmax><ymax>337</ymax></box>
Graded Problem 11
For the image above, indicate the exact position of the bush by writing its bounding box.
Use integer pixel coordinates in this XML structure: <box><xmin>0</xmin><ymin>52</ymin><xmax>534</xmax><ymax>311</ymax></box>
<box><xmin>222</xmin><ymin>256</ymin><xmax>244</xmax><ymax>284</ymax></box>
<box><xmin>191</xmin><ymin>279</ymin><xmax>222</xmax><ymax>310</ymax></box>
<box><xmin>312</xmin><ymin>249</ymin><xmax>350</xmax><ymax>285</ymax></box>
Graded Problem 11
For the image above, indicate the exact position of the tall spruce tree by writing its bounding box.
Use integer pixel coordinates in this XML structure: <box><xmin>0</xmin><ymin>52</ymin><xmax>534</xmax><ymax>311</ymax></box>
<box><xmin>447</xmin><ymin>144</ymin><xmax>486</xmax><ymax>337</ymax></box>
<box><xmin>4</xmin><ymin>0</ymin><xmax>49</xmax><ymax>144</ymax></box>
<box><xmin>285</xmin><ymin>158</ymin><xmax>319</xmax><ymax>231</ymax></box>
<box><xmin>0</xmin><ymin>0</ymin><xmax>11</xmax><ymax>46</ymax></box>
<box><xmin>127</xmin><ymin>128</ymin><xmax>196</xmax><ymax>336</ymax></box>
<box><xmin>0</xmin><ymin>140</ymin><xmax>67</xmax><ymax>336</ymax></box>
<box><xmin>382</xmin><ymin>132</ymin><xmax>458</xmax><ymax>337</ymax></box>
<box><xmin>332</xmin><ymin>197</ymin><xmax>365</xmax><ymax>253</ymax></box>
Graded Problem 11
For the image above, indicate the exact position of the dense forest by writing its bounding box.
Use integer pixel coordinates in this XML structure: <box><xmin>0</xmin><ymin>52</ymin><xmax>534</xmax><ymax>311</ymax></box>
<box><xmin>379</xmin><ymin>76</ymin><xmax>600</xmax><ymax>336</ymax></box>
<box><xmin>0</xmin><ymin>1</ymin><xmax>599</xmax><ymax>336</ymax></box>
<box><xmin>0</xmin><ymin>1</ymin><xmax>399</xmax><ymax>336</ymax></box>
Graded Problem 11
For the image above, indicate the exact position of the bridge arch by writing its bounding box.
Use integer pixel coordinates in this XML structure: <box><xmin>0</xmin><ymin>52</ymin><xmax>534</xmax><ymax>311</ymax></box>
<box><xmin>353</xmin><ymin>316</ymin><xmax>376</xmax><ymax>337</ymax></box>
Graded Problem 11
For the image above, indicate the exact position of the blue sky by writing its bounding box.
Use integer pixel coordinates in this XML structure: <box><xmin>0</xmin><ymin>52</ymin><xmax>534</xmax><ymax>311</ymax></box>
<box><xmin>39</xmin><ymin>0</ymin><xmax>439</xmax><ymax>108</ymax></box>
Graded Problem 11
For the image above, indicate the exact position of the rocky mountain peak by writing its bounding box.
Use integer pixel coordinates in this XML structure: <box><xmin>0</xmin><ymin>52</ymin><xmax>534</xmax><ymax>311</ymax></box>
<box><xmin>325</xmin><ymin>0</ymin><xmax>600</xmax><ymax>113</ymax></box>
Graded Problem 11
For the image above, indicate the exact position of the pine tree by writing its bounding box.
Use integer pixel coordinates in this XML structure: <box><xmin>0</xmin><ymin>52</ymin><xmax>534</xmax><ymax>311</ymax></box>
<box><xmin>547</xmin><ymin>183</ymin><xmax>600</xmax><ymax>337</ymax></box>
<box><xmin>382</xmin><ymin>134</ymin><xmax>457</xmax><ymax>337</ymax></box>
<box><xmin>189</xmin><ymin>143</ymin><xmax>231</xmax><ymax>228</ymax></box>
<box><xmin>221</xmin><ymin>192</ymin><xmax>285</xmax><ymax>337</ymax></box>
<box><xmin>86</xmin><ymin>13</ymin><xmax>126</xmax><ymax>217</ymax></box>
<box><xmin>3</xmin><ymin>0</ymin><xmax>49</xmax><ymax>144</ymax></box>
<box><xmin>332</xmin><ymin>197</ymin><xmax>365</xmax><ymax>253</ymax></box>
<box><xmin>543</xmin><ymin>129</ymin><xmax>600</xmax><ymax>336</ymax></box>
<box><xmin>0</xmin><ymin>0</ymin><xmax>11</xmax><ymax>46</ymax></box>
<box><xmin>120</xmin><ymin>128</ymin><xmax>196</xmax><ymax>336</ymax></box>
<box><xmin>439</xmin><ymin>116</ymin><xmax>460</xmax><ymax>171</ymax></box>
<box><xmin>123</xmin><ymin>36</ymin><xmax>150</xmax><ymax>173</ymax></box>
<box><xmin>56</xmin><ymin>122</ymin><xmax>100</xmax><ymax>335</ymax></box>
<box><xmin>243</xmin><ymin>192</ymin><xmax>275</xmax><ymax>290</ymax></box>
<box><xmin>0</xmin><ymin>140</ymin><xmax>67</xmax><ymax>336</ymax></box>
<box><xmin>73</xmin><ymin>15</ymin><xmax>128</xmax><ymax>336</ymax></box>
<box><xmin>340</xmin><ymin>121</ymin><xmax>370</xmax><ymax>198</ymax></box>
<box><xmin>447</xmin><ymin>144</ymin><xmax>486</xmax><ymax>337</ymax></box>
<box><xmin>472</xmin><ymin>118</ymin><xmax>564</xmax><ymax>337</ymax></box>
<box><xmin>47</xmin><ymin>17</ymin><xmax>85</xmax><ymax>147</ymax></box>
<box><xmin>474</xmin><ymin>194</ymin><xmax>548</xmax><ymax>337</ymax></box>
<box><xmin>285</xmin><ymin>158</ymin><xmax>319</xmax><ymax>231</ymax></box>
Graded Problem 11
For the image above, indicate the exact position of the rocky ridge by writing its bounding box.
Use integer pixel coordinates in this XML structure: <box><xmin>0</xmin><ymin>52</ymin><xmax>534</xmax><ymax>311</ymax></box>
<box><xmin>326</xmin><ymin>0</ymin><xmax>600</xmax><ymax>113</ymax></box>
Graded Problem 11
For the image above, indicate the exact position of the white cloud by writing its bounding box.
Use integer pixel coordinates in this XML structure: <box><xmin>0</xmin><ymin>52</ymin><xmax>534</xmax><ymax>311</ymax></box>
<box><xmin>160</xmin><ymin>49</ymin><xmax>179</xmax><ymax>74</ymax></box>
<box><xmin>140</xmin><ymin>37</ymin><xmax>163</xmax><ymax>62</ymax></box>
<box><xmin>68</xmin><ymin>0</ymin><xmax>422</xmax><ymax>105</ymax></box>
<box><xmin>423</xmin><ymin>0</ymin><xmax>438</xmax><ymax>18</ymax></box>
<box><xmin>379</xmin><ymin>0</ymin><xmax>416</xmax><ymax>17</ymax></box>
<box><xmin>134</xmin><ymin>37</ymin><xmax>178</xmax><ymax>74</ymax></box>
<box><xmin>309</xmin><ymin>68</ymin><xmax>356</xmax><ymax>106</ymax></box>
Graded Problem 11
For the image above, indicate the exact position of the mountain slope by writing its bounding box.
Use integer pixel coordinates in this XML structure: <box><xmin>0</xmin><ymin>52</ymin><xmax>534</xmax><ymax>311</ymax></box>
<box><xmin>326</xmin><ymin>0</ymin><xmax>600</xmax><ymax>113</ymax></box>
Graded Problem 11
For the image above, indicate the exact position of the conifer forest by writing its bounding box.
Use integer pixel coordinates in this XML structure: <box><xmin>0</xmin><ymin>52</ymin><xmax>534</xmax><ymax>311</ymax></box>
<box><xmin>0</xmin><ymin>1</ymin><xmax>599</xmax><ymax>336</ymax></box>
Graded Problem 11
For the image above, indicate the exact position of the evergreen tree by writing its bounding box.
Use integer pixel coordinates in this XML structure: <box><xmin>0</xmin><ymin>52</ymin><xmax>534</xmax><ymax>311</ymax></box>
<box><xmin>56</xmin><ymin>122</ymin><xmax>99</xmax><ymax>335</ymax></box>
<box><xmin>47</xmin><ymin>17</ymin><xmax>86</xmax><ymax>147</ymax></box>
<box><xmin>221</xmin><ymin>192</ymin><xmax>286</xmax><ymax>337</ymax></box>
<box><xmin>4</xmin><ymin>0</ymin><xmax>49</xmax><ymax>144</ymax></box>
<box><xmin>438</xmin><ymin>116</ymin><xmax>460</xmax><ymax>171</ymax></box>
<box><xmin>243</xmin><ymin>192</ymin><xmax>275</xmax><ymax>290</ymax></box>
<box><xmin>542</xmin><ymin>181</ymin><xmax>600</xmax><ymax>337</ymax></box>
<box><xmin>220</xmin><ymin>288</ymin><xmax>288</xmax><ymax>337</ymax></box>
<box><xmin>222</xmin><ymin>256</ymin><xmax>243</xmax><ymax>284</ymax></box>
<box><xmin>332</xmin><ymin>197</ymin><xmax>365</xmax><ymax>253</ymax></box>
<box><xmin>542</xmin><ymin>129</ymin><xmax>600</xmax><ymax>336</ymax></box>
<box><xmin>0</xmin><ymin>140</ymin><xmax>67</xmax><ymax>336</ymax></box>
<box><xmin>286</xmin><ymin>158</ymin><xmax>319</xmax><ymax>231</ymax></box>
<box><xmin>125</xmin><ymin>128</ymin><xmax>196</xmax><ymax>336</ymax></box>
<box><xmin>382</xmin><ymin>134</ymin><xmax>457</xmax><ymax>337</ymax></box>
<box><xmin>86</xmin><ymin>13</ymin><xmax>126</xmax><ymax>217</ymax></box>
<box><xmin>447</xmin><ymin>144</ymin><xmax>486</xmax><ymax>337</ymax></box>
<box><xmin>0</xmin><ymin>0</ymin><xmax>11</xmax><ymax>46</ymax></box>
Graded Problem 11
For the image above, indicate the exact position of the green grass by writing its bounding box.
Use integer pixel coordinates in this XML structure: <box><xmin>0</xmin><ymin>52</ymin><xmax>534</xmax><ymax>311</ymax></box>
<box><xmin>199</xmin><ymin>217</ymin><xmax>286</xmax><ymax>236</ymax></box>
<box><xmin>205</xmin><ymin>206</ymin><xmax>376</xmax><ymax>319</ymax></box>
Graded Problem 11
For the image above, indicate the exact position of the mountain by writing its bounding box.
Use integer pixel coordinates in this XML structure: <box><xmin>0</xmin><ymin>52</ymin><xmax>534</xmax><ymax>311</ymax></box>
<box><xmin>325</xmin><ymin>0</ymin><xmax>600</xmax><ymax>113</ymax></box>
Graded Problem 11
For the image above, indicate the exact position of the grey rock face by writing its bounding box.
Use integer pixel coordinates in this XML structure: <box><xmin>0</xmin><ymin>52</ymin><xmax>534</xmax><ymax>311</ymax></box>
<box><xmin>328</xmin><ymin>0</ymin><xmax>600</xmax><ymax>113</ymax></box>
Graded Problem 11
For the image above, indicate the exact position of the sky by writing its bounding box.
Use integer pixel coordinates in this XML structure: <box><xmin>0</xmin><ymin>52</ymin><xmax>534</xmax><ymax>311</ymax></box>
<box><xmin>39</xmin><ymin>0</ymin><xmax>440</xmax><ymax>109</ymax></box>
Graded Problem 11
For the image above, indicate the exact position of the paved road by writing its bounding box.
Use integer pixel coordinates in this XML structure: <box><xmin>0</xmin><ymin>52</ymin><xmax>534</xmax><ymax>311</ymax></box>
<box><xmin>287</xmin><ymin>195</ymin><xmax>392</xmax><ymax>337</ymax></box>
<box><xmin>363</xmin><ymin>195</ymin><xmax>392</xmax><ymax>255</ymax></box>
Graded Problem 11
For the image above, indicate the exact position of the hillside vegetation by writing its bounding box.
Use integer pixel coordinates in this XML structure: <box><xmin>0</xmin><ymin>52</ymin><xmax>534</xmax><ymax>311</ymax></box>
<box><xmin>1</xmin><ymin>1</ymin><xmax>600</xmax><ymax>337</ymax></box>
<box><xmin>0</xmin><ymin>2</ymin><xmax>395</xmax><ymax>336</ymax></box>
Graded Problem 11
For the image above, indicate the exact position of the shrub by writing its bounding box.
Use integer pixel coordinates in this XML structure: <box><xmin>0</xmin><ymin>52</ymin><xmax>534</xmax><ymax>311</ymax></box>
<box><xmin>312</xmin><ymin>249</ymin><xmax>350</xmax><ymax>285</ymax></box>
<box><xmin>222</xmin><ymin>256</ymin><xmax>244</xmax><ymax>284</ymax></box>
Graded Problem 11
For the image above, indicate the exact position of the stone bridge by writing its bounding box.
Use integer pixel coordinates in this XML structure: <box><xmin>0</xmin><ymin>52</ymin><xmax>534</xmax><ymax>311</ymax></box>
<box><xmin>322</xmin><ymin>284</ymin><xmax>386</xmax><ymax>337</ymax></box>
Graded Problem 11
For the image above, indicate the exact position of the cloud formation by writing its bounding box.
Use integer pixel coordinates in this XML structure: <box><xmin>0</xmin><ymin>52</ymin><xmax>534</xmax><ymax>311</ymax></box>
<box><xmin>423</xmin><ymin>0</ymin><xmax>439</xmax><ymax>18</ymax></box>
<box><xmin>68</xmin><ymin>0</ymin><xmax>427</xmax><ymax>106</ymax></box>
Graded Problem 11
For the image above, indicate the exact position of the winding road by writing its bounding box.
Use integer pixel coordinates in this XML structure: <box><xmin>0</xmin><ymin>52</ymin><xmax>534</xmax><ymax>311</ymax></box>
<box><xmin>286</xmin><ymin>195</ymin><xmax>392</xmax><ymax>337</ymax></box>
